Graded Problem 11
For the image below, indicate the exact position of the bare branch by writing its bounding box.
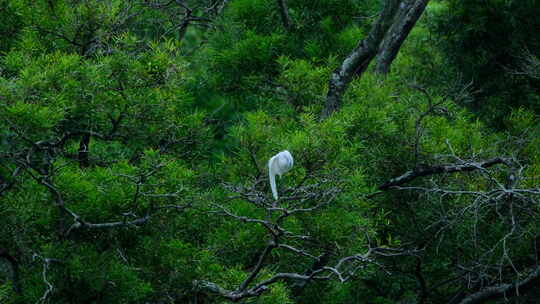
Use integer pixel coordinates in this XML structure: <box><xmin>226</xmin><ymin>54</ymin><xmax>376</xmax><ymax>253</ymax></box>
<box><xmin>19</xmin><ymin>151</ymin><xmax>185</xmax><ymax>236</ymax></box>
<box><xmin>33</xmin><ymin>26</ymin><xmax>82</xmax><ymax>47</ymax></box>
<box><xmin>195</xmin><ymin>246</ymin><xmax>407</xmax><ymax>302</ymax></box>
<box><xmin>200</xmin><ymin>174</ymin><xmax>412</xmax><ymax>301</ymax></box>
<box><xmin>65</xmin><ymin>214</ymin><xmax>152</xmax><ymax>235</ymax></box>
<box><xmin>458</xmin><ymin>265</ymin><xmax>540</xmax><ymax>304</ymax></box>
<box><xmin>32</xmin><ymin>254</ymin><xmax>62</xmax><ymax>304</ymax></box>
<box><xmin>239</xmin><ymin>242</ymin><xmax>276</xmax><ymax>291</ymax></box>
<box><xmin>379</xmin><ymin>158</ymin><xmax>508</xmax><ymax>190</ymax></box>
<box><xmin>277</xmin><ymin>244</ymin><xmax>320</xmax><ymax>260</ymax></box>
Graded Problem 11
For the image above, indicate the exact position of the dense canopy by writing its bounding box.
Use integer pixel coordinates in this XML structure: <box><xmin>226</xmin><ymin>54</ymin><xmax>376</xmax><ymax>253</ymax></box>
<box><xmin>1</xmin><ymin>0</ymin><xmax>539</xmax><ymax>303</ymax></box>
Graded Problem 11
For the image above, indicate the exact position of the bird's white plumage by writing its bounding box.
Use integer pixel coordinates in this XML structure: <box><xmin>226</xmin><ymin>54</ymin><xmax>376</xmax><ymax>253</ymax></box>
<box><xmin>268</xmin><ymin>150</ymin><xmax>293</xmax><ymax>200</ymax></box>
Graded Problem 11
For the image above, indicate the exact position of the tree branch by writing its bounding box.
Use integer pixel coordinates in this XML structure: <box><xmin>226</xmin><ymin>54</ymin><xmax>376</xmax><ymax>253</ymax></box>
<box><xmin>379</xmin><ymin>158</ymin><xmax>508</xmax><ymax>190</ymax></box>
<box><xmin>276</xmin><ymin>0</ymin><xmax>292</xmax><ymax>31</ymax></box>
<box><xmin>458</xmin><ymin>265</ymin><xmax>540</xmax><ymax>304</ymax></box>
<box><xmin>238</xmin><ymin>242</ymin><xmax>276</xmax><ymax>291</ymax></box>
<box><xmin>32</xmin><ymin>254</ymin><xmax>62</xmax><ymax>304</ymax></box>
<box><xmin>321</xmin><ymin>0</ymin><xmax>401</xmax><ymax>119</ymax></box>
<box><xmin>199</xmin><ymin>176</ymin><xmax>411</xmax><ymax>301</ymax></box>
<box><xmin>374</xmin><ymin>0</ymin><xmax>431</xmax><ymax>75</ymax></box>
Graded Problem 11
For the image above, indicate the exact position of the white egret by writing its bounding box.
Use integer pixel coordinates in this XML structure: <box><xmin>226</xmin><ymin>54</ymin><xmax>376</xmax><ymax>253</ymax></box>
<box><xmin>268</xmin><ymin>150</ymin><xmax>294</xmax><ymax>200</ymax></box>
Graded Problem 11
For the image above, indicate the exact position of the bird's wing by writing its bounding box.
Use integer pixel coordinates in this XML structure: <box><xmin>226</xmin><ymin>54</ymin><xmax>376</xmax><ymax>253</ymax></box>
<box><xmin>278</xmin><ymin>151</ymin><xmax>293</xmax><ymax>173</ymax></box>
<box><xmin>284</xmin><ymin>150</ymin><xmax>293</xmax><ymax>169</ymax></box>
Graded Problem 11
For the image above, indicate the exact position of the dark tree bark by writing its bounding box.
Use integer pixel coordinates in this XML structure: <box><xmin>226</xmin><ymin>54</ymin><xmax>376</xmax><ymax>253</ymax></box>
<box><xmin>378</xmin><ymin>157</ymin><xmax>507</xmax><ymax>190</ymax></box>
<box><xmin>321</xmin><ymin>0</ymin><xmax>430</xmax><ymax>119</ymax></box>
<box><xmin>534</xmin><ymin>235</ymin><xmax>540</xmax><ymax>261</ymax></box>
<box><xmin>0</xmin><ymin>249</ymin><xmax>21</xmax><ymax>294</ymax></box>
<box><xmin>321</xmin><ymin>0</ymin><xmax>400</xmax><ymax>119</ymax></box>
<box><xmin>375</xmin><ymin>0</ymin><xmax>430</xmax><ymax>75</ymax></box>
<box><xmin>276</xmin><ymin>0</ymin><xmax>292</xmax><ymax>31</ymax></box>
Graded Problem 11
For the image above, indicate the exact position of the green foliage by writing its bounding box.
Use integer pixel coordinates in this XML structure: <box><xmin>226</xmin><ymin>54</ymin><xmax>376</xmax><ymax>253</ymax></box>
<box><xmin>207</xmin><ymin>30</ymin><xmax>287</xmax><ymax>91</ymax></box>
<box><xmin>226</xmin><ymin>0</ymin><xmax>280</xmax><ymax>33</ymax></box>
<box><xmin>0</xmin><ymin>0</ymin><xmax>23</xmax><ymax>54</ymax></box>
<box><xmin>1</xmin><ymin>0</ymin><xmax>540</xmax><ymax>303</ymax></box>
<box><xmin>430</xmin><ymin>0</ymin><xmax>540</xmax><ymax>124</ymax></box>
<box><xmin>0</xmin><ymin>281</ymin><xmax>15</xmax><ymax>304</ymax></box>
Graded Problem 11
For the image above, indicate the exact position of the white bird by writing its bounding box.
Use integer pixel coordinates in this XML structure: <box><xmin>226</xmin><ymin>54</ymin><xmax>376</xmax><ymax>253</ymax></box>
<box><xmin>268</xmin><ymin>150</ymin><xmax>294</xmax><ymax>200</ymax></box>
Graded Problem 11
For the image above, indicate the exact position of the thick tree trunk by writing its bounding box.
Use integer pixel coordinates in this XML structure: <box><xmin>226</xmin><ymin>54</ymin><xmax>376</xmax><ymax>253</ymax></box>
<box><xmin>375</xmin><ymin>0</ymin><xmax>430</xmax><ymax>75</ymax></box>
<box><xmin>321</xmin><ymin>0</ymin><xmax>400</xmax><ymax>119</ymax></box>
<box><xmin>276</xmin><ymin>0</ymin><xmax>292</xmax><ymax>31</ymax></box>
<box><xmin>321</xmin><ymin>0</ymin><xmax>430</xmax><ymax>119</ymax></box>
<box><xmin>0</xmin><ymin>249</ymin><xmax>21</xmax><ymax>294</ymax></box>
<box><xmin>535</xmin><ymin>235</ymin><xmax>540</xmax><ymax>260</ymax></box>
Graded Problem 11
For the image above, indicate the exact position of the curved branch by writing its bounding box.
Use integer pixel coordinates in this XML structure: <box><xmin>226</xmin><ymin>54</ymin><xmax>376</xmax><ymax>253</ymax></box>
<box><xmin>239</xmin><ymin>243</ymin><xmax>276</xmax><ymax>291</ymax></box>
<box><xmin>458</xmin><ymin>265</ymin><xmax>540</xmax><ymax>304</ymax></box>
<box><xmin>379</xmin><ymin>158</ymin><xmax>508</xmax><ymax>190</ymax></box>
